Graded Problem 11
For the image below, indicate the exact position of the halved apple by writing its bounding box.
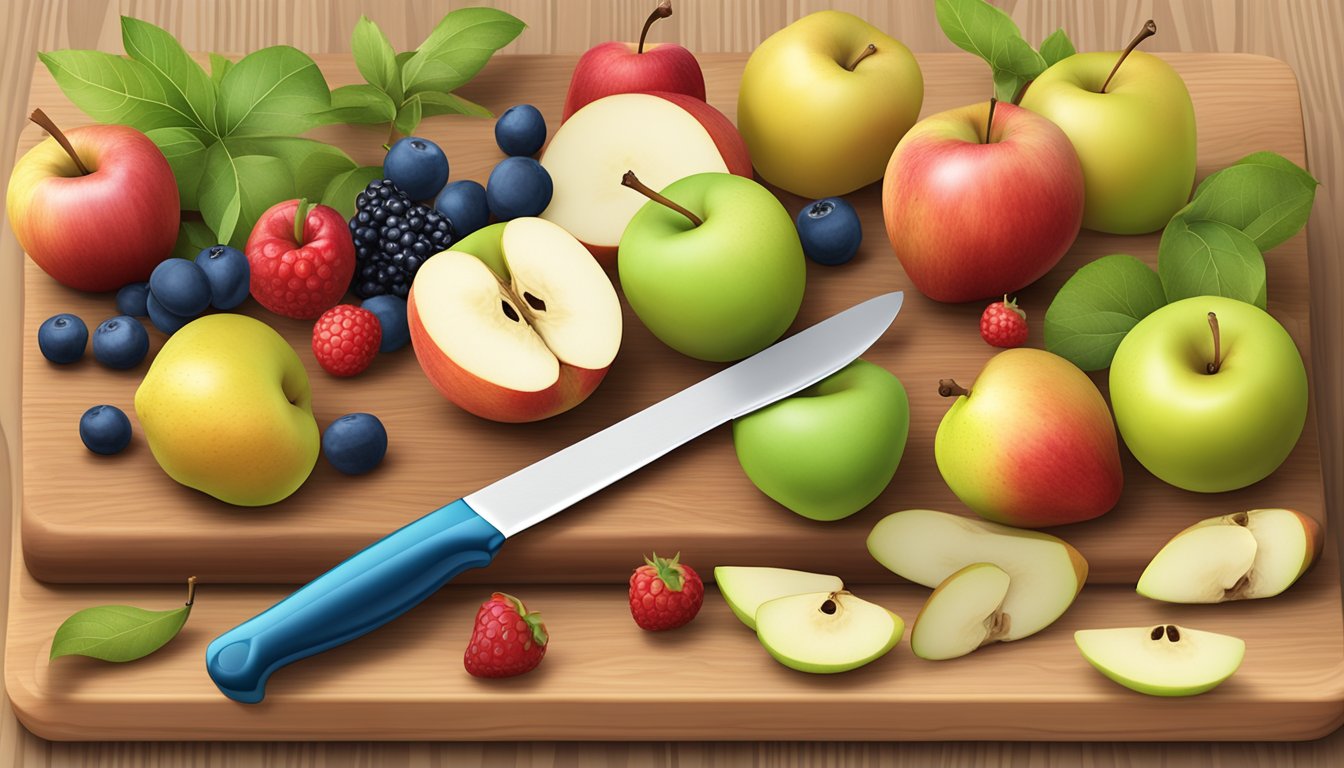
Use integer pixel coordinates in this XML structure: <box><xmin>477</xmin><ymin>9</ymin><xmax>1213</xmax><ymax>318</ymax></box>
<box><xmin>755</xmin><ymin>591</ymin><xmax>904</xmax><ymax>674</ymax></box>
<box><xmin>867</xmin><ymin>509</ymin><xmax>1087</xmax><ymax>640</ymax></box>
<box><xmin>408</xmin><ymin>217</ymin><xmax>622</xmax><ymax>422</ymax></box>
<box><xmin>713</xmin><ymin>566</ymin><xmax>845</xmax><ymax>630</ymax></box>
<box><xmin>1137</xmin><ymin>508</ymin><xmax>1323</xmax><ymax>603</ymax></box>
<box><xmin>1075</xmin><ymin>624</ymin><xmax>1245</xmax><ymax>697</ymax></box>
<box><xmin>539</xmin><ymin>91</ymin><xmax>752</xmax><ymax>266</ymax></box>
<box><xmin>911</xmin><ymin>562</ymin><xmax>1011</xmax><ymax>661</ymax></box>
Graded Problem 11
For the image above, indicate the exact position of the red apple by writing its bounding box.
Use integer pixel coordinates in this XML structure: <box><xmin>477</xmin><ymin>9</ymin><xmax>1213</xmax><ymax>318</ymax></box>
<box><xmin>562</xmin><ymin>0</ymin><xmax>706</xmax><ymax>122</ymax></box>
<box><xmin>7</xmin><ymin>112</ymin><xmax>179</xmax><ymax>292</ymax></box>
<box><xmin>882</xmin><ymin>101</ymin><xmax>1083</xmax><ymax>303</ymax></box>
<box><xmin>408</xmin><ymin>217</ymin><xmax>622</xmax><ymax>423</ymax></box>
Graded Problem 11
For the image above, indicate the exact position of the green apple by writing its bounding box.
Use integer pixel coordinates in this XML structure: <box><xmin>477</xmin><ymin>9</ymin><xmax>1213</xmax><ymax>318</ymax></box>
<box><xmin>1019</xmin><ymin>46</ymin><xmax>1196</xmax><ymax>234</ymax></box>
<box><xmin>1074</xmin><ymin>624</ymin><xmax>1245</xmax><ymax>696</ymax></box>
<box><xmin>754</xmin><ymin>590</ymin><xmax>904</xmax><ymax>674</ymax></box>
<box><xmin>714</xmin><ymin>566</ymin><xmax>844</xmax><ymax>630</ymax></box>
<box><xmin>135</xmin><ymin>314</ymin><xmax>319</xmax><ymax>506</ymax></box>
<box><xmin>1109</xmin><ymin>296</ymin><xmax>1308</xmax><ymax>493</ymax></box>
<box><xmin>737</xmin><ymin>10</ymin><xmax>923</xmax><ymax>198</ymax></box>
<box><xmin>732</xmin><ymin>359</ymin><xmax>908</xmax><ymax>521</ymax></box>
<box><xmin>617</xmin><ymin>172</ymin><xmax>805</xmax><ymax>362</ymax></box>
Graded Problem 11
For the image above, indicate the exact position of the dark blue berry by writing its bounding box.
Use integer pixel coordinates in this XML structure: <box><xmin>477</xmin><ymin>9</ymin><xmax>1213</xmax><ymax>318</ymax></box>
<box><xmin>384</xmin><ymin>137</ymin><xmax>449</xmax><ymax>201</ymax></box>
<box><xmin>434</xmin><ymin>180</ymin><xmax>490</xmax><ymax>238</ymax></box>
<box><xmin>92</xmin><ymin>315</ymin><xmax>150</xmax><ymax>370</ymax></box>
<box><xmin>362</xmin><ymin>295</ymin><xmax>410</xmax><ymax>352</ymax></box>
<box><xmin>495</xmin><ymin>104</ymin><xmax>547</xmax><ymax>157</ymax></box>
<box><xmin>487</xmin><ymin>157</ymin><xmax>553</xmax><ymax>220</ymax></box>
<box><xmin>796</xmin><ymin>197</ymin><xmax>863</xmax><ymax>266</ymax></box>
<box><xmin>146</xmin><ymin>293</ymin><xmax>194</xmax><ymax>335</ymax></box>
<box><xmin>322</xmin><ymin>413</ymin><xmax>388</xmax><ymax>475</ymax></box>
<box><xmin>116</xmin><ymin>282</ymin><xmax>150</xmax><ymax>317</ymax></box>
<box><xmin>149</xmin><ymin>258</ymin><xmax>211</xmax><ymax>316</ymax></box>
<box><xmin>79</xmin><ymin>405</ymin><xmax>132</xmax><ymax>455</ymax></box>
<box><xmin>38</xmin><ymin>313</ymin><xmax>88</xmax><ymax>364</ymax></box>
<box><xmin>195</xmin><ymin>244</ymin><xmax>250</xmax><ymax>309</ymax></box>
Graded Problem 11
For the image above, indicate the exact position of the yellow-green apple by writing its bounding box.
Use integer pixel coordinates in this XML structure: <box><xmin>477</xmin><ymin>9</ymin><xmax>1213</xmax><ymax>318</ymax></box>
<box><xmin>732</xmin><ymin>359</ymin><xmax>908</xmax><ymax>521</ymax></box>
<box><xmin>562</xmin><ymin>1</ymin><xmax>705</xmax><ymax>121</ymax></box>
<box><xmin>935</xmin><ymin>348</ymin><xmax>1123</xmax><ymax>526</ymax></box>
<box><xmin>868</xmin><ymin>509</ymin><xmax>1088</xmax><ymax>641</ymax></box>
<box><xmin>754</xmin><ymin>590</ymin><xmax>904</xmax><ymax>674</ymax></box>
<box><xmin>737</xmin><ymin>10</ymin><xmax>922</xmax><ymax>198</ymax></box>
<box><xmin>7</xmin><ymin>111</ymin><xmax>179</xmax><ymax>292</ymax></box>
<box><xmin>713</xmin><ymin>566</ymin><xmax>844</xmax><ymax>630</ymax></box>
<box><xmin>883</xmin><ymin>101</ymin><xmax>1084</xmax><ymax>303</ymax></box>
<box><xmin>1136</xmin><ymin>508</ymin><xmax>1322</xmax><ymax>603</ymax></box>
<box><xmin>1109</xmin><ymin>295</ymin><xmax>1308</xmax><ymax>492</ymax></box>
<box><xmin>134</xmin><ymin>314</ymin><xmax>318</xmax><ymax>507</ymax></box>
<box><xmin>1019</xmin><ymin>22</ymin><xmax>1196</xmax><ymax>234</ymax></box>
<box><xmin>408</xmin><ymin>217</ymin><xmax>622</xmax><ymax>423</ymax></box>
<box><xmin>617</xmin><ymin>171</ymin><xmax>804</xmax><ymax>362</ymax></box>
<box><xmin>540</xmin><ymin>92</ymin><xmax>751</xmax><ymax>266</ymax></box>
<box><xmin>1075</xmin><ymin>624</ymin><xmax>1244</xmax><ymax>696</ymax></box>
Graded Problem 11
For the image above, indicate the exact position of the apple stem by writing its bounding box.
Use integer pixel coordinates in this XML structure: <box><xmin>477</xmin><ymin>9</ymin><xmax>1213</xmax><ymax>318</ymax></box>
<box><xmin>1100</xmin><ymin>19</ymin><xmax>1157</xmax><ymax>93</ymax></box>
<box><xmin>938</xmin><ymin>379</ymin><xmax>970</xmax><ymax>398</ymax></box>
<box><xmin>294</xmin><ymin>197</ymin><xmax>311</xmax><ymax>245</ymax></box>
<box><xmin>185</xmin><ymin>576</ymin><xmax>198</xmax><ymax>608</ymax></box>
<box><xmin>846</xmin><ymin>43</ymin><xmax>877</xmax><ymax>71</ymax></box>
<box><xmin>1206</xmin><ymin>311</ymin><xmax>1222</xmax><ymax>374</ymax></box>
<box><xmin>983</xmin><ymin>97</ymin><xmax>998</xmax><ymax>144</ymax></box>
<box><xmin>638</xmin><ymin>0</ymin><xmax>673</xmax><ymax>54</ymax></box>
<box><xmin>621</xmin><ymin>170</ymin><xmax>702</xmax><ymax>227</ymax></box>
<box><xmin>29</xmin><ymin>108</ymin><xmax>90</xmax><ymax>176</ymax></box>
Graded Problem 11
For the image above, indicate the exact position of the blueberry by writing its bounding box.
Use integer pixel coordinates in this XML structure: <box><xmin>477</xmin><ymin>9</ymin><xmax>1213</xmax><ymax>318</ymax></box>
<box><xmin>146</xmin><ymin>293</ymin><xmax>194</xmax><ymax>335</ymax></box>
<box><xmin>116</xmin><ymin>282</ymin><xmax>150</xmax><ymax>317</ymax></box>
<box><xmin>494</xmin><ymin>104</ymin><xmax>547</xmax><ymax>157</ymax></box>
<box><xmin>195</xmin><ymin>245</ymin><xmax>251</xmax><ymax>309</ymax></box>
<box><xmin>362</xmin><ymin>295</ymin><xmax>409</xmax><ymax>353</ymax></box>
<box><xmin>38</xmin><ymin>313</ymin><xmax>88</xmax><ymax>364</ymax></box>
<box><xmin>149</xmin><ymin>258</ymin><xmax>212</xmax><ymax>316</ymax></box>
<box><xmin>322</xmin><ymin>413</ymin><xmax>388</xmax><ymax>475</ymax></box>
<box><xmin>92</xmin><ymin>315</ymin><xmax>150</xmax><ymax>370</ymax></box>
<box><xmin>79</xmin><ymin>405</ymin><xmax>132</xmax><ymax>455</ymax></box>
<box><xmin>796</xmin><ymin>197</ymin><xmax>862</xmax><ymax>266</ymax></box>
<box><xmin>486</xmin><ymin>157</ymin><xmax>553</xmax><ymax>221</ymax></box>
<box><xmin>434</xmin><ymin>180</ymin><xmax>490</xmax><ymax>238</ymax></box>
<box><xmin>384</xmin><ymin>137</ymin><xmax>449</xmax><ymax>201</ymax></box>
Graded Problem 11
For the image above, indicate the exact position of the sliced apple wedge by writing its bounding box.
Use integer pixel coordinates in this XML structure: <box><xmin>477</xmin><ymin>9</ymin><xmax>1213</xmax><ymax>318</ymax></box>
<box><xmin>714</xmin><ymin>566</ymin><xmax>845</xmax><ymax>630</ymax></box>
<box><xmin>1075</xmin><ymin>624</ymin><xmax>1245</xmax><ymax>697</ymax></box>
<box><xmin>755</xmin><ymin>591</ymin><xmax>904</xmax><ymax>674</ymax></box>
<box><xmin>867</xmin><ymin>509</ymin><xmax>1087</xmax><ymax>640</ymax></box>
<box><xmin>1137</xmin><ymin>508</ymin><xmax>1323</xmax><ymax>603</ymax></box>
<box><xmin>911</xmin><ymin>563</ymin><xmax>1011</xmax><ymax>661</ymax></box>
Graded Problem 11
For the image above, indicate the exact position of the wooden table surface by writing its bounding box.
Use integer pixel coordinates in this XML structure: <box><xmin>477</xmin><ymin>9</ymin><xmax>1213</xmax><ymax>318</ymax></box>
<box><xmin>1</xmin><ymin>0</ymin><xmax>1340</xmax><ymax>765</ymax></box>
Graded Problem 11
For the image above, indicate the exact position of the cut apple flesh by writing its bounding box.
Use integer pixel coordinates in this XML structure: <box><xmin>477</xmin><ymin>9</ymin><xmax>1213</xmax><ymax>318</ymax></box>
<box><xmin>911</xmin><ymin>563</ymin><xmax>1011</xmax><ymax>661</ymax></box>
<box><xmin>713</xmin><ymin>566</ymin><xmax>845</xmax><ymax>630</ymax></box>
<box><xmin>1075</xmin><ymin>625</ymin><xmax>1245</xmax><ymax>697</ymax></box>
<box><xmin>755</xmin><ymin>591</ymin><xmax>904</xmax><ymax>674</ymax></box>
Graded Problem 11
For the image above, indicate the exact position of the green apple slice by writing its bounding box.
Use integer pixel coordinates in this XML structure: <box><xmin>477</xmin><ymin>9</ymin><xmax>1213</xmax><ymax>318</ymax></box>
<box><xmin>1075</xmin><ymin>624</ymin><xmax>1245</xmax><ymax>696</ymax></box>
<box><xmin>755</xmin><ymin>591</ymin><xmax>904</xmax><ymax>674</ymax></box>
<box><xmin>714</xmin><ymin>566</ymin><xmax>844</xmax><ymax>630</ymax></box>
<box><xmin>911</xmin><ymin>563</ymin><xmax>1011</xmax><ymax>661</ymax></box>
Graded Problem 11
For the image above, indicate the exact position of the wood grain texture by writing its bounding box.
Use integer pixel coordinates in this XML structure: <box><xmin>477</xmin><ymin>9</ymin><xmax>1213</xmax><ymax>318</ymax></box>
<box><xmin>1</xmin><ymin>0</ymin><xmax>1342</xmax><ymax>765</ymax></box>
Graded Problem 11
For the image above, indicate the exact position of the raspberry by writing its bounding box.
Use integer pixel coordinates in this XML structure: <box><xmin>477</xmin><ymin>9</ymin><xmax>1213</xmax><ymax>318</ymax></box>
<box><xmin>464</xmin><ymin>593</ymin><xmax>548</xmax><ymax>678</ymax></box>
<box><xmin>629</xmin><ymin>553</ymin><xmax>704</xmax><ymax>631</ymax></box>
<box><xmin>980</xmin><ymin>295</ymin><xmax>1028</xmax><ymax>348</ymax></box>
<box><xmin>312</xmin><ymin>304</ymin><xmax>381</xmax><ymax>377</ymax></box>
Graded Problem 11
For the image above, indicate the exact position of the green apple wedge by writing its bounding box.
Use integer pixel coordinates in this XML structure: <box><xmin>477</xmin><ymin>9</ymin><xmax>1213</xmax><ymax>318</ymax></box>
<box><xmin>1075</xmin><ymin>624</ymin><xmax>1245</xmax><ymax>696</ymax></box>
<box><xmin>732</xmin><ymin>359</ymin><xmax>909</xmax><ymax>521</ymax></box>
<box><xmin>755</xmin><ymin>590</ymin><xmax>904</xmax><ymax>674</ymax></box>
<box><xmin>714</xmin><ymin>566</ymin><xmax>844</xmax><ymax>630</ymax></box>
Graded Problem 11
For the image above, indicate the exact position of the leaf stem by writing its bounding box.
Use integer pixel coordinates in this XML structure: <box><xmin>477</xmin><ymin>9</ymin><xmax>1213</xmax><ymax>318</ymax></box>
<box><xmin>984</xmin><ymin>97</ymin><xmax>998</xmax><ymax>144</ymax></box>
<box><xmin>846</xmin><ymin>44</ymin><xmax>877</xmax><ymax>71</ymax></box>
<box><xmin>29</xmin><ymin>109</ymin><xmax>90</xmax><ymax>175</ymax></box>
<box><xmin>1206</xmin><ymin>312</ymin><xmax>1222</xmax><ymax>374</ymax></box>
<box><xmin>638</xmin><ymin>1</ymin><xmax>674</xmax><ymax>54</ymax></box>
<box><xmin>1101</xmin><ymin>19</ymin><xmax>1157</xmax><ymax>93</ymax></box>
<box><xmin>939</xmin><ymin>379</ymin><xmax>971</xmax><ymax>398</ymax></box>
<box><xmin>185</xmin><ymin>576</ymin><xmax>198</xmax><ymax>607</ymax></box>
<box><xmin>621</xmin><ymin>170</ymin><xmax>702</xmax><ymax>227</ymax></box>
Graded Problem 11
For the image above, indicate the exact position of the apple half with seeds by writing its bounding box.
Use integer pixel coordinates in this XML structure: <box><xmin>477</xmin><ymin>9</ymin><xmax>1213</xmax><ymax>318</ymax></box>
<box><xmin>714</xmin><ymin>566</ymin><xmax>844</xmax><ymax>630</ymax></box>
<box><xmin>1075</xmin><ymin>624</ymin><xmax>1245</xmax><ymax>697</ymax></box>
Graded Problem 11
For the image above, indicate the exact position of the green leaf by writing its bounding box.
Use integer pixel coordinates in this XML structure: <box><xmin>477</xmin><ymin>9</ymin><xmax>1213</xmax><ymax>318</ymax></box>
<box><xmin>199</xmin><ymin>142</ymin><xmax>295</xmax><ymax>248</ymax></box>
<box><xmin>1039</xmin><ymin>28</ymin><xmax>1076</xmax><ymax>67</ymax></box>
<box><xmin>209</xmin><ymin>53</ymin><xmax>233</xmax><ymax>89</ymax></box>
<box><xmin>145</xmin><ymin>126</ymin><xmax>213</xmax><ymax>210</ymax></box>
<box><xmin>418</xmin><ymin>90</ymin><xmax>493</xmax><ymax>118</ymax></box>
<box><xmin>992</xmin><ymin>69</ymin><xmax>1030</xmax><ymax>104</ymax></box>
<box><xmin>1158</xmin><ymin>216</ymin><xmax>1267</xmax><ymax>309</ymax></box>
<box><xmin>38</xmin><ymin>50</ymin><xmax>194</xmax><ymax>130</ymax></box>
<box><xmin>1183</xmin><ymin>151</ymin><xmax>1319</xmax><ymax>252</ymax></box>
<box><xmin>225</xmin><ymin>137</ymin><xmax>355</xmax><ymax>218</ymax></box>
<box><xmin>171</xmin><ymin>218</ymin><xmax>218</xmax><ymax>260</ymax></box>
<box><xmin>401</xmin><ymin>7</ymin><xmax>525</xmax><ymax>95</ymax></box>
<box><xmin>320</xmin><ymin>84</ymin><xmax>397</xmax><ymax>124</ymax></box>
<box><xmin>1044</xmin><ymin>254</ymin><xmax>1167</xmax><ymax>371</ymax></box>
<box><xmin>121</xmin><ymin>16</ymin><xmax>217</xmax><ymax>135</ymax></box>
<box><xmin>935</xmin><ymin>0</ymin><xmax>1045</xmax><ymax>103</ymax></box>
<box><xmin>50</xmin><ymin>595</ymin><xmax>191</xmax><ymax>663</ymax></box>
<box><xmin>321</xmin><ymin>165</ymin><xmax>384</xmax><ymax>219</ymax></box>
<box><xmin>395</xmin><ymin>94</ymin><xmax>423</xmax><ymax>137</ymax></box>
<box><xmin>215</xmin><ymin>45</ymin><xmax>331</xmax><ymax>137</ymax></box>
<box><xmin>353</xmin><ymin>15</ymin><xmax>401</xmax><ymax>102</ymax></box>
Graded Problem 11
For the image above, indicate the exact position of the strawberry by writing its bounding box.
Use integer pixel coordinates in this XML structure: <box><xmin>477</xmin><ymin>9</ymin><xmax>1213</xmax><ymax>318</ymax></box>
<box><xmin>312</xmin><ymin>304</ymin><xmax>381</xmax><ymax>377</ymax></box>
<box><xmin>980</xmin><ymin>295</ymin><xmax>1028</xmax><ymax>348</ymax></box>
<box><xmin>629</xmin><ymin>552</ymin><xmax>704</xmax><ymax>631</ymax></box>
<box><xmin>464</xmin><ymin>592</ymin><xmax>548</xmax><ymax>678</ymax></box>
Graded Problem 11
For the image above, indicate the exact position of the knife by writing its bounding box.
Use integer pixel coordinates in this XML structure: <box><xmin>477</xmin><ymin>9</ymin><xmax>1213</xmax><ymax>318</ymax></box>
<box><xmin>206</xmin><ymin>291</ymin><xmax>904</xmax><ymax>702</ymax></box>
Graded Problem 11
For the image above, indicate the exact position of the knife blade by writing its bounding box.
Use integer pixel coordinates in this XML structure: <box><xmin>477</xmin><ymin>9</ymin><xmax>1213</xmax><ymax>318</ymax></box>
<box><xmin>206</xmin><ymin>291</ymin><xmax>904</xmax><ymax>702</ymax></box>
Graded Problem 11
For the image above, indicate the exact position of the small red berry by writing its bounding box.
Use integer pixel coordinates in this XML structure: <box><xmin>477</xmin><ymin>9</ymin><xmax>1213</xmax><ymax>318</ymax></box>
<box><xmin>629</xmin><ymin>552</ymin><xmax>704</xmax><ymax>631</ymax></box>
<box><xmin>464</xmin><ymin>592</ymin><xmax>548</xmax><ymax>678</ymax></box>
<box><xmin>313</xmin><ymin>304</ymin><xmax>381</xmax><ymax>377</ymax></box>
<box><xmin>980</xmin><ymin>295</ymin><xmax>1028</xmax><ymax>348</ymax></box>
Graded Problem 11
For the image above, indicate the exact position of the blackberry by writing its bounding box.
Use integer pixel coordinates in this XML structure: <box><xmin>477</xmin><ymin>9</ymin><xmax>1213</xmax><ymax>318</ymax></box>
<box><xmin>349</xmin><ymin>179</ymin><xmax>455</xmax><ymax>299</ymax></box>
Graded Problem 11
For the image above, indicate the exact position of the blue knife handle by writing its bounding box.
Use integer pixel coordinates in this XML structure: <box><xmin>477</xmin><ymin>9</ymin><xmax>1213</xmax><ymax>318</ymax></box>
<box><xmin>205</xmin><ymin>498</ymin><xmax>504</xmax><ymax>703</ymax></box>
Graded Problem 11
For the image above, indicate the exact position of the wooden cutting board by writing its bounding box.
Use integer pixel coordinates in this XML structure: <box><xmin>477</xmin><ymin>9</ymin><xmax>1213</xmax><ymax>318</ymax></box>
<box><xmin>8</xmin><ymin>52</ymin><xmax>1340</xmax><ymax>741</ymax></box>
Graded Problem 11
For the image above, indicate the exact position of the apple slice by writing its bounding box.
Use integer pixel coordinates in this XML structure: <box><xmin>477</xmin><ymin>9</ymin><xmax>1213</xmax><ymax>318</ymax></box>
<box><xmin>1075</xmin><ymin>624</ymin><xmax>1245</xmax><ymax>697</ymax></box>
<box><xmin>867</xmin><ymin>509</ymin><xmax>1087</xmax><ymax>640</ymax></box>
<box><xmin>910</xmin><ymin>563</ymin><xmax>1011</xmax><ymax>661</ymax></box>
<box><xmin>1137</xmin><ymin>508</ymin><xmax>1323</xmax><ymax>603</ymax></box>
<box><xmin>755</xmin><ymin>591</ymin><xmax>904</xmax><ymax>674</ymax></box>
<box><xmin>408</xmin><ymin>217</ymin><xmax>622</xmax><ymax>422</ymax></box>
<box><xmin>713</xmin><ymin>566</ymin><xmax>844</xmax><ymax>630</ymax></box>
<box><xmin>540</xmin><ymin>92</ymin><xmax>751</xmax><ymax>265</ymax></box>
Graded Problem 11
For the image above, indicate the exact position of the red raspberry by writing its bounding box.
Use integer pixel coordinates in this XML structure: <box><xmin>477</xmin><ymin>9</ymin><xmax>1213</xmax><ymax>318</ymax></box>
<box><xmin>246</xmin><ymin>199</ymin><xmax>356</xmax><ymax>319</ymax></box>
<box><xmin>980</xmin><ymin>295</ymin><xmax>1028</xmax><ymax>348</ymax></box>
<box><xmin>312</xmin><ymin>304</ymin><xmax>381</xmax><ymax>377</ymax></box>
<box><xmin>629</xmin><ymin>552</ymin><xmax>704</xmax><ymax>631</ymax></box>
<box><xmin>464</xmin><ymin>592</ymin><xmax>548</xmax><ymax>678</ymax></box>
